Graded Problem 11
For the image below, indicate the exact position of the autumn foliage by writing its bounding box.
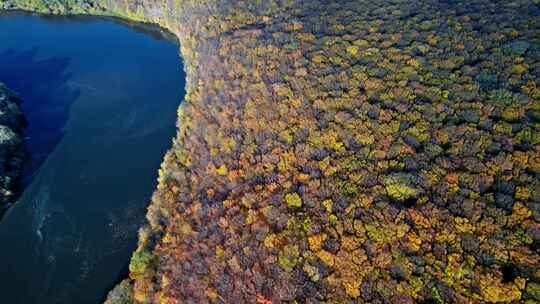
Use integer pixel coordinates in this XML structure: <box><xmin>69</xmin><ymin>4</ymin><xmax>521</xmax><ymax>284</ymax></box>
<box><xmin>3</xmin><ymin>0</ymin><xmax>540</xmax><ymax>303</ymax></box>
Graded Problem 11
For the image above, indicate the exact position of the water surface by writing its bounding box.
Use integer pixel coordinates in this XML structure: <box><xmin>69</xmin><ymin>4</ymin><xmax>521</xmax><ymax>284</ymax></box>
<box><xmin>0</xmin><ymin>11</ymin><xmax>184</xmax><ymax>304</ymax></box>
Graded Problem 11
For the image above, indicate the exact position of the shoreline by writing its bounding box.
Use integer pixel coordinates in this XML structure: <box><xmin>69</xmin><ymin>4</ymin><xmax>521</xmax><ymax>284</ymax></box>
<box><xmin>0</xmin><ymin>83</ymin><xmax>26</xmax><ymax>219</ymax></box>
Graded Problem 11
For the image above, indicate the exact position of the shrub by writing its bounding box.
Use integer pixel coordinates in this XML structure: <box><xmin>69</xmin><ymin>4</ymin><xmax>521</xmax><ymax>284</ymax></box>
<box><xmin>129</xmin><ymin>250</ymin><xmax>154</xmax><ymax>279</ymax></box>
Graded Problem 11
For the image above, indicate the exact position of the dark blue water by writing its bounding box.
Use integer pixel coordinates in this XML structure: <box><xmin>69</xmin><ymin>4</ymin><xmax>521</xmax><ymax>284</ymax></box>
<box><xmin>0</xmin><ymin>12</ymin><xmax>184</xmax><ymax>304</ymax></box>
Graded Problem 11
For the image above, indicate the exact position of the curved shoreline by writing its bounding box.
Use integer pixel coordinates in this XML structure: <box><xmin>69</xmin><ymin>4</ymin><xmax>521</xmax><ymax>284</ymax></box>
<box><xmin>1</xmin><ymin>1</ymin><xmax>540</xmax><ymax>303</ymax></box>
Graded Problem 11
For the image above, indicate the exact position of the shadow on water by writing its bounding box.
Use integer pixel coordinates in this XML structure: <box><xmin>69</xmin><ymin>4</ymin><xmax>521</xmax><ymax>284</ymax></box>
<box><xmin>0</xmin><ymin>11</ymin><xmax>184</xmax><ymax>304</ymax></box>
<box><xmin>0</xmin><ymin>48</ymin><xmax>80</xmax><ymax>185</ymax></box>
<box><xmin>16</xmin><ymin>11</ymin><xmax>180</xmax><ymax>44</ymax></box>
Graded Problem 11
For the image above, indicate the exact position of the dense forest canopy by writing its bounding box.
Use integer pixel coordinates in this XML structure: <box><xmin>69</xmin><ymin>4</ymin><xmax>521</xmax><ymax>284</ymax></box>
<box><xmin>1</xmin><ymin>0</ymin><xmax>539</xmax><ymax>303</ymax></box>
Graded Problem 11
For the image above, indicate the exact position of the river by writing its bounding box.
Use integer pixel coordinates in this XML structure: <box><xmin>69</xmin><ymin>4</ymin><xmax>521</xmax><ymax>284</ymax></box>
<box><xmin>0</xmin><ymin>11</ymin><xmax>184</xmax><ymax>304</ymax></box>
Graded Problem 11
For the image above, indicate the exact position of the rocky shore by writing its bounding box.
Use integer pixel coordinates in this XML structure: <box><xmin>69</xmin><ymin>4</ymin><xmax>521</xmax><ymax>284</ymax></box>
<box><xmin>0</xmin><ymin>83</ymin><xmax>25</xmax><ymax>213</ymax></box>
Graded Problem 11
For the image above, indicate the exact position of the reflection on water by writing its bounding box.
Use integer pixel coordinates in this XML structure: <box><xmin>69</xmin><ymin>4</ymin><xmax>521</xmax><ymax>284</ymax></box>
<box><xmin>0</xmin><ymin>48</ymin><xmax>80</xmax><ymax>183</ymax></box>
<box><xmin>0</xmin><ymin>11</ymin><xmax>184</xmax><ymax>304</ymax></box>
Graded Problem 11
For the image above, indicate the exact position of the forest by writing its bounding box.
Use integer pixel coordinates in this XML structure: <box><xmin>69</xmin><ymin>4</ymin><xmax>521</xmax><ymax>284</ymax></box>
<box><xmin>1</xmin><ymin>0</ymin><xmax>539</xmax><ymax>303</ymax></box>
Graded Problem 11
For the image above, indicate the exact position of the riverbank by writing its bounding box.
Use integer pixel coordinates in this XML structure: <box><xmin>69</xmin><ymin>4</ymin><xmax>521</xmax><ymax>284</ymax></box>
<box><xmin>1</xmin><ymin>0</ymin><xmax>539</xmax><ymax>303</ymax></box>
<box><xmin>0</xmin><ymin>83</ymin><xmax>25</xmax><ymax>214</ymax></box>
